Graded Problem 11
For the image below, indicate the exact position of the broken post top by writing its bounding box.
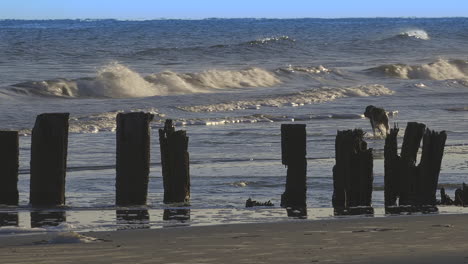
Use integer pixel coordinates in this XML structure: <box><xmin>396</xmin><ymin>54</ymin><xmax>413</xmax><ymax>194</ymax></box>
<box><xmin>335</xmin><ymin>129</ymin><xmax>368</xmax><ymax>152</ymax></box>
<box><xmin>401</xmin><ymin>122</ymin><xmax>426</xmax><ymax>163</ymax></box>
<box><xmin>281</xmin><ymin>124</ymin><xmax>306</xmax><ymax>166</ymax></box>
<box><xmin>117</xmin><ymin>111</ymin><xmax>154</xmax><ymax>119</ymax></box>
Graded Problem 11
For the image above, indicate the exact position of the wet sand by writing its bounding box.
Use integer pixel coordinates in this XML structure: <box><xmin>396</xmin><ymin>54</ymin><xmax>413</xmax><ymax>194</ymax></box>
<box><xmin>1</xmin><ymin>213</ymin><xmax>468</xmax><ymax>263</ymax></box>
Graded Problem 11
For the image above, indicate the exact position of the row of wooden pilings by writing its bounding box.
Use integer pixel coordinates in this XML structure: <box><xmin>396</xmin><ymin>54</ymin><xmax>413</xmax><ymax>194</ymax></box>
<box><xmin>0</xmin><ymin>112</ymin><xmax>449</xmax><ymax>216</ymax></box>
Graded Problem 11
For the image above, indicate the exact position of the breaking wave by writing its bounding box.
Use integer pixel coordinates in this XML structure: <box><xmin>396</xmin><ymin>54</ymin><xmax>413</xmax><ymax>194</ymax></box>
<box><xmin>397</xmin><ymin>29</ymin><xmax>430</xmax><ymax>40</ymax></box>
<box><xmin>180</xmin><ymin>84</ymin><xmax>394</xmax><ymax>112</ymax></box>
<box><xmin>366</xmin><ymin>59</ymin><xmax>468</xmax><ymax>80</ymax></box>
<box><xmin>10</xmin><ymin>63</ymin><xmax>281</xmax><ymax>98</ymax></box>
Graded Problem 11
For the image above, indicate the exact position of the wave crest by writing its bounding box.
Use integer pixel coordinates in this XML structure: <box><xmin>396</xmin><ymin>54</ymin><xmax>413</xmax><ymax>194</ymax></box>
<box><xmin>367</xmin><ymin>59</ymin><xmax>468</xmax><ymax>80</ymax></box>
<box><xmin>397</xmin><ymin>29</ymin><xmax>430</xmax><ymax>40</ymax></box>
<box><xmin>11</xmin><ymin>63</ymin><xmax>281</xmax><ymax>98</ymax></box>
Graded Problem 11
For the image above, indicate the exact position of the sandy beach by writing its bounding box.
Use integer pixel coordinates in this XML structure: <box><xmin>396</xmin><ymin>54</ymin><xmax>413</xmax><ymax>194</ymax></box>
<box><xmin>1</xmin><ymin>213</ymin><xmax>468</xmax><ymax>263</ymax></box>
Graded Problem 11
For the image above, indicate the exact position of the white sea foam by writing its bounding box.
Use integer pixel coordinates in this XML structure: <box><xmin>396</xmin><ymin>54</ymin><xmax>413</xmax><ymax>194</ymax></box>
<box><xmin>398</xmin><ymin>29</ymin><xmax>430</xmax><ymax>40</ymax></box>
<box><xmin>180</xmin><ymin>84</ymin><xmax>394</xmax><ymax>112</ymax></box>
<box><xmin>368</xmin><ymin>59</ymin><xmax>468</xmax><ymax>80</ymax></box>
<box><xmin>0</xmin><ymin>226</ymin><xmax>46</xmax><ymax>234</ymax></box>
<box><xmin>247</xmin><ymin>35</ymin><xmax>295</xmax><ymax>45</ymax></box>
<box><xmin>12</xmin><ymin>63</ymin><xmax>281</xmax><ymax>98</ymax></box>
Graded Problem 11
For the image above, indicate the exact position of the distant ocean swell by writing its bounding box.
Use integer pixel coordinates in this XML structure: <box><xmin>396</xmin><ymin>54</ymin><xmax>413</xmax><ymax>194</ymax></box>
<box><xmin>135</xmin><ymin>35</ymin><xmax>295</xmax><ymax>56</ymax></box>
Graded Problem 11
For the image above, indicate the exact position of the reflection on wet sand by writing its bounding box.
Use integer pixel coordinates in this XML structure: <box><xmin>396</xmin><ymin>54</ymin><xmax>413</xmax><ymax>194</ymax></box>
<box><xmin>116</xmin><ymin>209</ymin><xmax>150</xmax><ymax>229</ymax></box>
<box><xmin>0</xmin><ymin>212</ymin><xmax>18</xmax><ymax>227</ymax></box>
<box><xmin>334</xmin><ymin>207</ymin><xmax>375</xmax><ymax>216</ymax></box>
<box><xmin>30</xmin><ymin>211</ymin><xmax>66</xmax><ymax>227</ymax></box>
<box><xmin>285</xmin><ymin>207</ymin><xmax>307</xmax><ymax>219</ymax></box>
<box><xmin>163</xmin><ymin>209</ymin><xmax>190</xmax><ymax>221</ymax></box>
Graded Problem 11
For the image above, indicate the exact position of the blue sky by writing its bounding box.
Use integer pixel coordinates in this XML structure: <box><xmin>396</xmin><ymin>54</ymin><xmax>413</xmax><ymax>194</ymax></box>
<box><xmin>0</xmin><ymin>0</ymin><xmax>466</xmax><ymax>19</ymax></box>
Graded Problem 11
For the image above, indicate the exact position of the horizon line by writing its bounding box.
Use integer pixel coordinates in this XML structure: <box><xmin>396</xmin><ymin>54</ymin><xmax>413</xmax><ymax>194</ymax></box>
<box><xmin>0</xmin><ymin>16</ymin><xmax>467</xmax><ymax>21</ymax></box>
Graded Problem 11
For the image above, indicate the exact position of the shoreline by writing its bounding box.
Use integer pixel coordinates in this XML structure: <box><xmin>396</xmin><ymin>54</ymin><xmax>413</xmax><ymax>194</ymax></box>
<box><xmin>1</xmin><ymin>213</ymin><xmax>468</xmax><ymax>263</ymax></box>
<box><xmin>2</xmin><ymin>206</ymin><xmax>468</xmax><ymax>233</ymax></box>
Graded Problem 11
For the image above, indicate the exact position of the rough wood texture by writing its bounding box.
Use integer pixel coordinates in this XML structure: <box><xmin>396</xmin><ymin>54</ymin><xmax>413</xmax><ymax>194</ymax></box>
<box><xmin>116</xmin><ymin>112</ymin><xmax>154</xmax><ymax>206</ymax></box>
<box><xmin>0</xmin><ymin>131</ymin><xmax>19</xmax><ymax>205</ymax></box>
<box><xmin>384</xmin><ymin>122</ymin><xmax>446</xmax><ymax>210</ymax></box>
<box><xmin>332</xmin><ymin>129</ymin><xmax>373</xmax><ymax>213</ymax></box>
<box><xmin>159</xmin><ymin>120</ymin><xmax>190</xmax><ymax>204</ymax></box>
<box><xmin>399</xmin><ymin>122</ymin><xmax>426</xmax><ymax>205</ymax></box>
<box><xmin>384</xmin><ymin>126</ymin><xmax>399</xmax><ymax>207</ymax></box>
<box><xmin>454</xmin><ymin>183</ymin><xmax>468</xmax><ymax>206</ymax></box>
<box><xmin>280</xmin><ymin>124</ymin><xmax>307</xmax><ymax>208</ymax></box>
<box><xmin>30</xmin><ymin>113</ymin><xmax>69</xmax><ymax>207</ymax></box>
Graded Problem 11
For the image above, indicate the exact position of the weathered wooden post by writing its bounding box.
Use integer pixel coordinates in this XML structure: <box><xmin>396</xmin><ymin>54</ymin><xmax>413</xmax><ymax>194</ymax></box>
<box><xmin>398</xmin><ymin>122</ymin><xmax>426</xmax><ymax>206</ymax></box>
<box><xmin>0</xmin><ymin>131</ymin><xmax>19</xmax><ymax>205</ymax></box>
<box><xmin>30</xmin><ymin>113</ymin><xmax>69</xmax><ymax>207</ymax></box>
<box><xmin>159</xmin><ymin>120</ymin><xmax>190</xmax><ymax>204</ymax></box>
<box><xmin>116</xmin><ymin>112</ymin><xmax>154</xmax><ymax>206</ymax></box>
<box><xmin>384</xmin><ymin>126</ymin><xmax>399</xmax><ymax>207</ymax></box>
<box><xmin>416</xmin><ymin>129</ymin><xmax>447</xmax><ymax>205</ymax></box>
<box><xmin>384</xmin><ymin>122</ymin><xmax>446</xmax><ymax>212</ymax></box>
<box><xmin>280</xmin><ymin>124</ymin><xmax>307</xmax><ymax>208</ymax></box>
<box><xmin>332</xmin><ymin>129</ymin><xmax>373</xmax><ymax>215</ymax></box>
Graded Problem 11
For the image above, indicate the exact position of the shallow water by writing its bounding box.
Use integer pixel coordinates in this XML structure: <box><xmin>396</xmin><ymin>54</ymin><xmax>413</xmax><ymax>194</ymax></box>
<box><xmin>0</xmin><ymin>19</ymin><xmax>466</xmax><ymax>227</ymax></box>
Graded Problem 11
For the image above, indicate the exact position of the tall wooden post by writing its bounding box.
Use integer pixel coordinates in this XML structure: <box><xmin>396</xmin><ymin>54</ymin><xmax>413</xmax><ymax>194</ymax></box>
<box><xmin>398</xmin><ymin>122</ymin><xmax>426</xmax><ymax>205</ymax></box>
<box><xmin>30</xmin><ymin>113</ymin><xmax>69</xmax><ymax>207</ymax></box>
<box><xmin>159</xmin><ymin>120</ymin><xmax>190</xmax><ymax>204</ymax></box>
<box><xmin>280</xmin><ymin>124</ymin><xmax>307</xmax><ymax>208</ymax></box>
<box><xmin>116</xmin><ymin>112</ymin><xmax>154</xmax><ymax>206</ymax></box>
<box><xmin>0</xmin><ymin>131</ymin><xmax>19</xmax><ymax>205</ymax></box>
<box><xmin>417</xmin><ymin>129</ymin><xmax>447</xmax><ymax>205</ymax></box>
<box><xmin>332</xmin><ymin>129</ymin><xmax>373</xmax><ymax>214</ymax></box>
<box><xmin>384</xmin><ymin>126</ymin><xmax>400</xmax><ymax>207</ymax></box>
<box><xmin>384</xmin><ymin>122</ymin><xmax>446</xmax><ymax>212</ymax></box>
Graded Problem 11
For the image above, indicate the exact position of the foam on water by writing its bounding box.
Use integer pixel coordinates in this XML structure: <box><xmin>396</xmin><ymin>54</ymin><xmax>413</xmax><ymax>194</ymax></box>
<box><xmin>180</xmin><ymin>84</ymin><xmax>394</xmax><ymax>112</ymax></box>
<box><xmin>246</xmin><ymin>35</ymin><xmax>295</xmax><ymax>45</ymax></box>
<box><xmin>367</xmin><ymin>59</ymin><xmax>468</xmax><ymax>80</ymax></box>
<box><xmin>398</xmin><ymin>29</ymin><xmax>430</xmax><ymax>40</ymax></box>
<box><xmin>0</xmin><ymin>226</ymin><xmax>46</xmax><ymax>234</ymax></box>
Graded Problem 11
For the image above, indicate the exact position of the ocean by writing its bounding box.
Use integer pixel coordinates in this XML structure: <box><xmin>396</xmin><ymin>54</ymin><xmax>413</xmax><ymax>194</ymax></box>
<box><xmin>0</xmin><ymin>18</ymin><xmax>467</xmax><ymax>231</ymax></box>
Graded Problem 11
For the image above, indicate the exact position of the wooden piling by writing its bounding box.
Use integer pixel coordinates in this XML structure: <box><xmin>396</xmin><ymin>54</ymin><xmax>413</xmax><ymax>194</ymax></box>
<box><xmin>0</xmin><ymin>131</ymin><xmax>19</xmax><ymax>205</ymax></box>
<box><xmin>159</xmin><ymin>120</ymin><xmax>190</xmax><ymax>204</ymax></box>
<box><xmin>417</xmin><ymin>129</ymin><xmax>447</xmax><ymax>205</ymax></box>
<box><xmin>280</xmin><ymin>124</ymin><xmax>307</xmax><ymax>208</ymax></box>
<box><xmin>384</xmin><ymin>126</ymin><xmax>399</xmax><ymax>207</ymax></box>
<box><xmin>30</xmin><ymin>113</ymin><xmax>69</xmax><ymax>207</ymax></box>
<box><xmin>332</xmin><ymin>129</ymin><xmax>373</xmax><ymax>214</ymax></box>
<box><xmin>399</xmin><ymin>122</ymin><xmax>426</xmax><ymax>206</ymax></box>
<box><xmin>384</xmin><ymin>122</ymin><xmax>446</xmax><ymax>211</ymax></box>
<box><xmin>116</xmin><ymin>112</ymin><xmax>154</xmax><ymax>206</ymax></box>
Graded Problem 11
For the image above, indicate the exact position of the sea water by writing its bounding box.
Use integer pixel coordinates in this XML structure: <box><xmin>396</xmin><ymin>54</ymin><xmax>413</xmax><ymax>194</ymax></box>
<box><xmin>0</xmin><ymin>18</ymin><xmax>467</xmax><ymax>231</ymax></box>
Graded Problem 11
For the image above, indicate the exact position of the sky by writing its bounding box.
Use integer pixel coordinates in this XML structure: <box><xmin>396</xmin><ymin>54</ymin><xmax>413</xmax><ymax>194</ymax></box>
<box><xmin>0</xmin><ymin>0</ymin><xmax>466</xmax><ymax>20</ymax></box>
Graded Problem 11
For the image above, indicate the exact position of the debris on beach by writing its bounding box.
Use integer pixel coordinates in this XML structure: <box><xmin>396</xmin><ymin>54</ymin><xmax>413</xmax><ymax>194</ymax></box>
<box><xmin>245</xmin><ymin>198</ymin><xmax>274</xmax><ymax>207</ymax></box>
